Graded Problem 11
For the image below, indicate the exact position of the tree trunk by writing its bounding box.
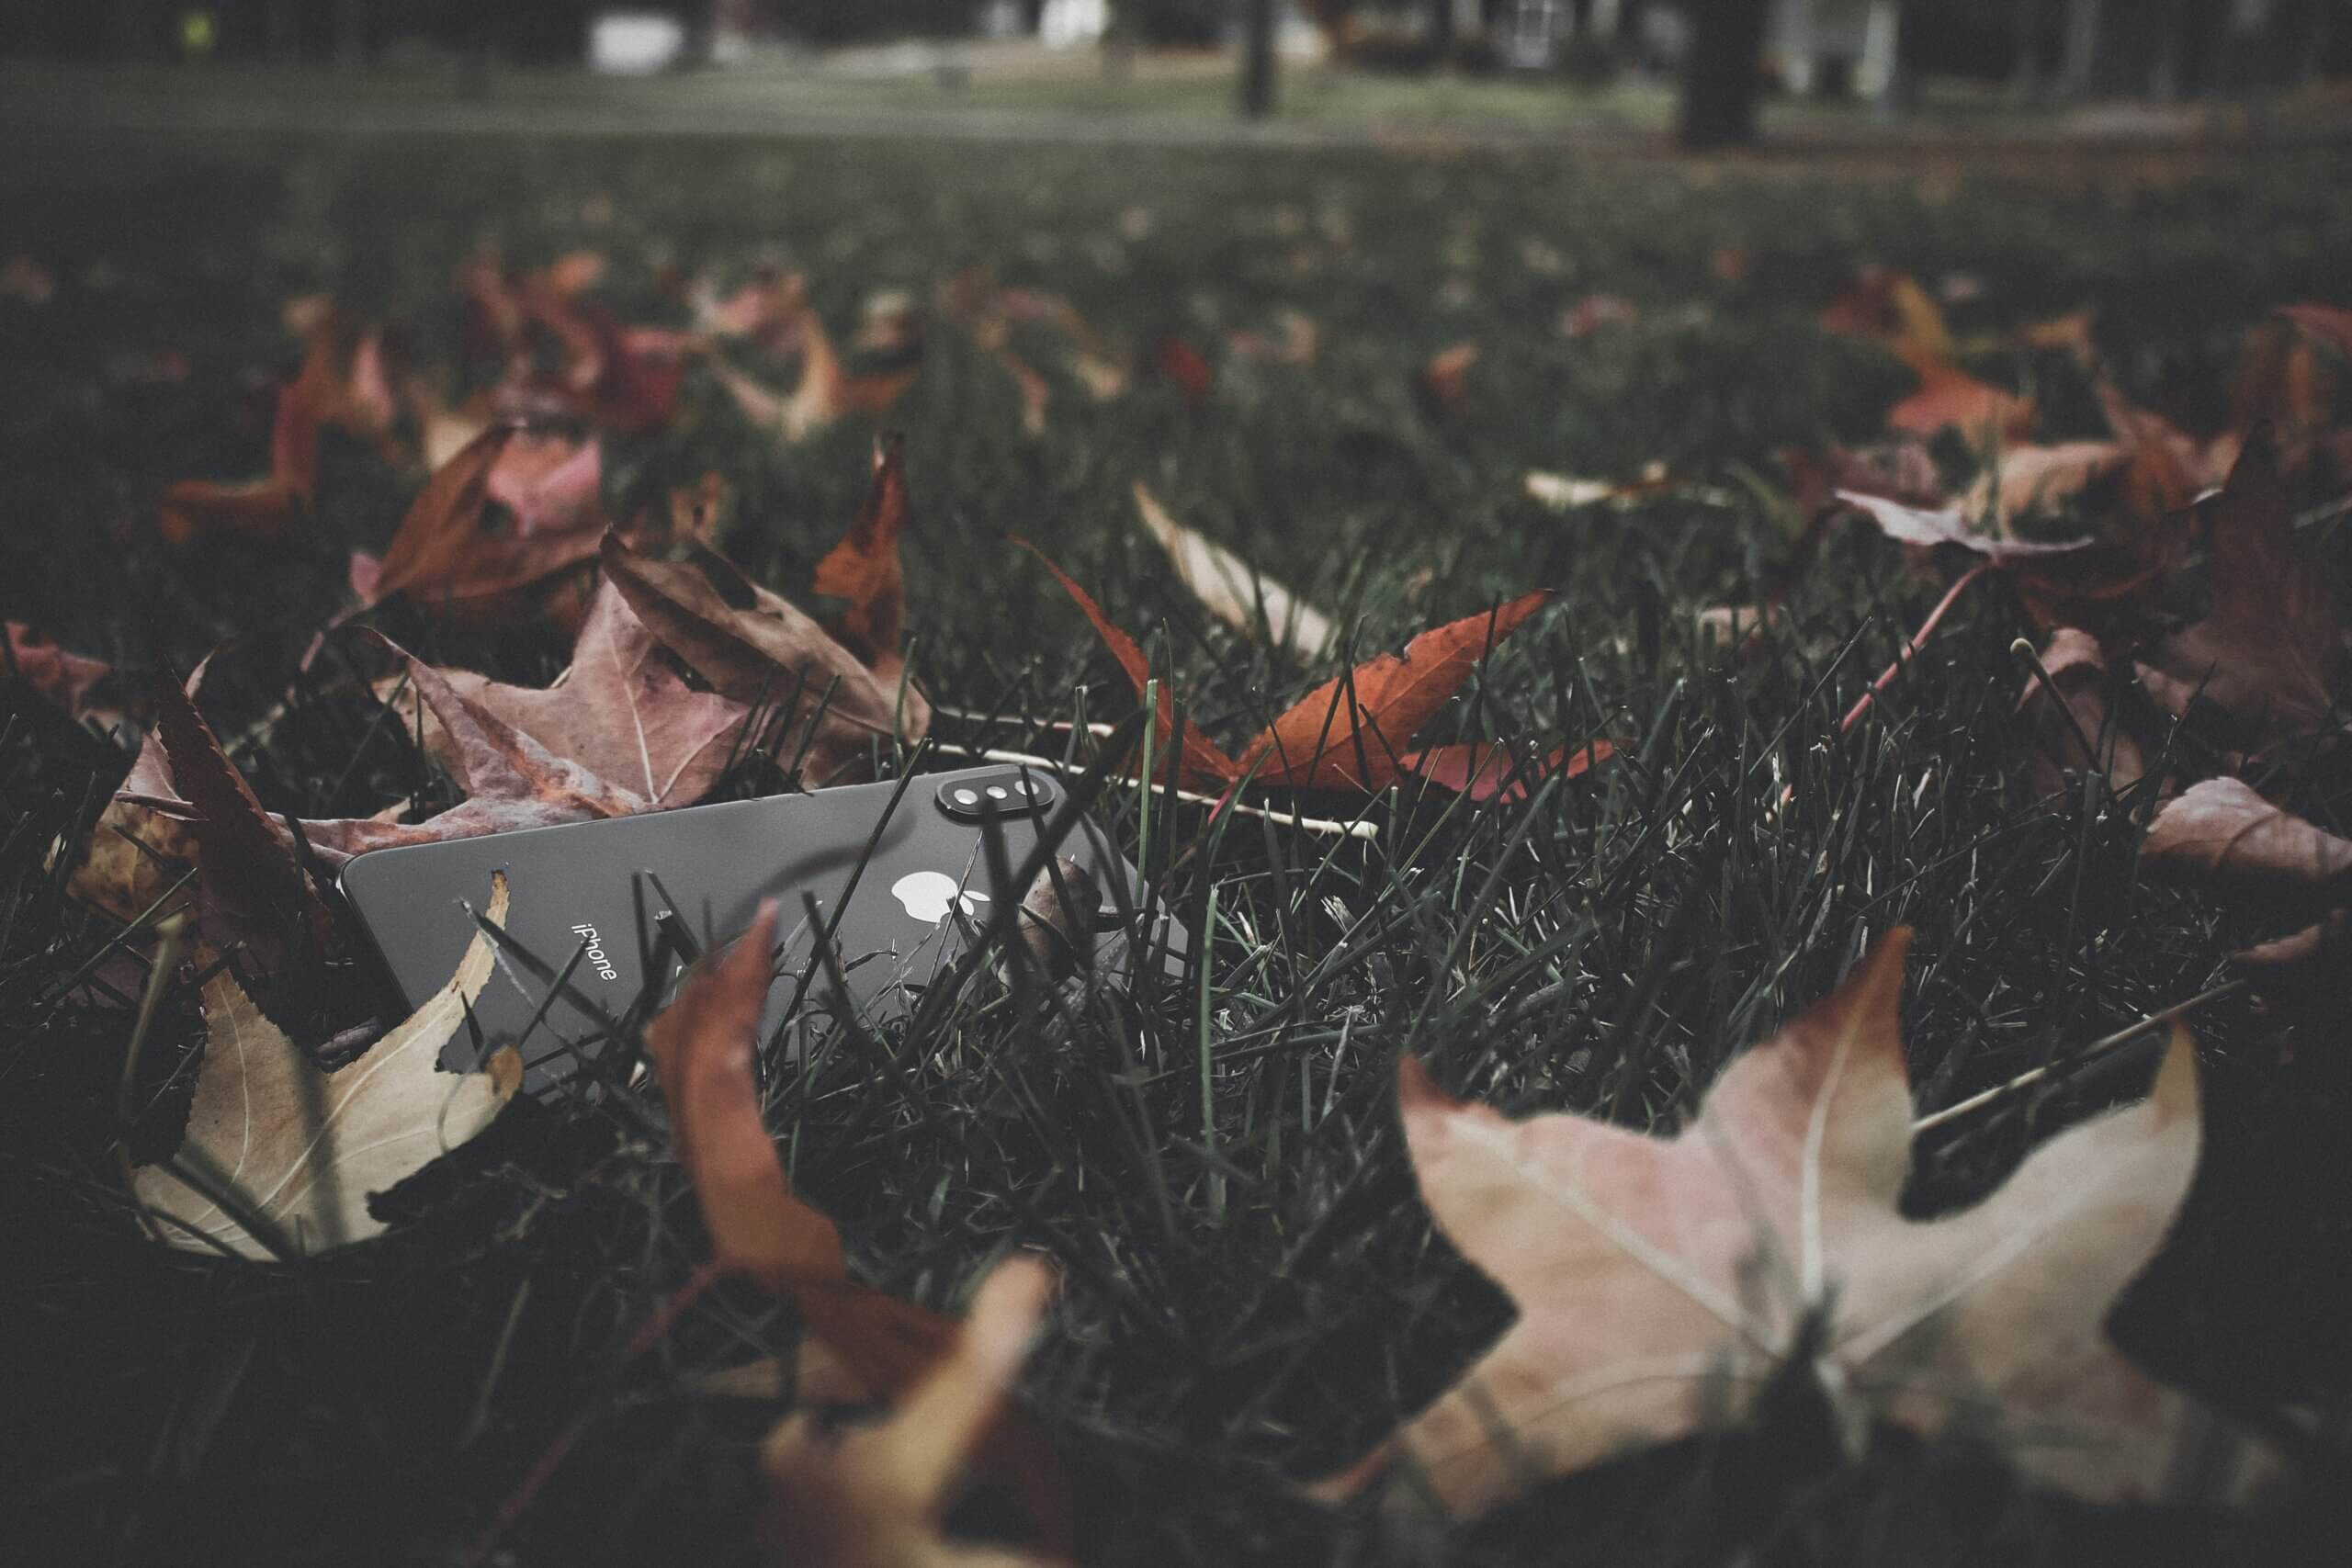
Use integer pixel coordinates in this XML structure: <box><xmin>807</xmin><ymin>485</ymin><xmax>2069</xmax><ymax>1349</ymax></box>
<box><xmin>2010</xmin><ymin>0</ymin><xmax>2045</xmax><ymax>99</ymax></box>
<box><xmin>2058</xmin><ymin>0</ymin><xmax>2102</xmax><ymax>97</ymax></box>
<box><xmin>1679</xmin><ymin>0</ymin><xmax>1769</xmax><ymax>148</ymax></box>
<box><xmin>2303</xmin><ymin>0</ymin><xmax>2339</xmax><ymax>85</ymax></box>
<box><xmin>1239</xmin><ymin>0</ymin><xmax>1277</xmax><ymax>117</ymax></box>
<box><xmin>2151</xmin><ymin>0</ymin><xmax>2187</xmax><ymax>100</ymax></box>
<box><xmin>1868</xmin><ymin>0</ymin><xmax>1916</xmax><ymax>115</ymax></box>
<box><xmin>1430</xmin><ymin>0</ymin><xmax>1454</xmax><ymax>56</ymax></box>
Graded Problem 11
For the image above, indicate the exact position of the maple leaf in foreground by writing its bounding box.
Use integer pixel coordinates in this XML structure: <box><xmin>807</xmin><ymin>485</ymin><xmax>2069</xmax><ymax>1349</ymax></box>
<box><xmin>602</xmin><ymin>533</ymin><xmax>927</xmax><ymax>788</ymax></box>
<box><xmin>1318</xmin><ymin>931</ymin><xmax>2275</xmax><ymax>1517</ymax></box>
<box><xmin>760</xmin><ymin>1255</ymin><xmax>1063</xmax><ymax>1568</ymax></box>
<box><xmin>132</xmin><ymin>873</ymin><xmax>520</xmax><ymax>1258</ymax></box>
<box><xmin>2136</xmin><ymin>427</ymin><xmax>2346</xmax><ymax>753</ymax></box>
<box><xmin>647</xmin><ymin>904</ymin><xmax>1069</xmax><ymax>1550</ymax></box>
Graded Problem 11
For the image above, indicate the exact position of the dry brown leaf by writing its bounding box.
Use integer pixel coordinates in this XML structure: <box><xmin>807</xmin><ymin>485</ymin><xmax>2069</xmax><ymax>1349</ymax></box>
<box><xmin>1821</xmin><ymin>268</ymin><xmax>1952</xmax><ymax>361</ymax></box>
<box><xmin>1133</xmin><ymin>482</ymin><xmax>1334</xmax><ymax>663</ymax></box>
<box><xmin>132</xmin><ymin>874</ymin><xmax>520</xmax><ymax>1258</ymax></box>
<box><xmin>601</xmin><ymin>533</ymin><xmax>925</xmax><ymax>788</ymax></box>
<box><xmin>396</xmin><ymin>580</ymin><xmax>748</xmax><ymax>810</ymax></box>
<box><xmin>758</xmin><ymin>1255</ymin><xmax>1063</xmax><ymax>1568</ymax></box>
<box><xmin>1319</xmin><ymin>931</ymin><xmax>2273</xmax><ymax>1517</ymax></box>
<box><xmin>2017</xmin><ymin>629</ymin><xmax>2147</xmax><ymax>796</ymax></box>
<box><xmin>812</xmin><ymin>436</ymin><xmax>913</xmax><ymax>674</ymax></box>
<box><xmin>1962</xmin><ymin>441</ymin><xmax>2130</xmax><ymax>524</ymax></box>
<box><xmin>6</xmin><ymin>622</ymin><xmax>110</xmax><ymax>717</ymax></box>
<box><xmin>1560</xmin><ymin>294</ymin><xmax>1640</xmax><ymax>339</ymax></box>
<box><xmin>1415</xmin><ymin>343</ymin><xmax>1479</xmax><ymax>412</ymax></box>
<box><xmin>713</xmin><ymin>308</ymin><xmax>919</xmax><ymax>446</ymax></box>
<box><xmin>1884</xmin><ymin>347</ymin><xmax>2035</xmax><ymax>446</ymax></box>
<box><xmin>2136</xmin><ymin>428</ymin><xmax>2346</xmax><ymax>752</ymax></box>
<box><xmin>64</xmin><ymin>799</ymin><xmax>200</xmax><ymax>926</ymax></box>
<box><xmin>2142</xmin><ymin>777</ymin><xmax>2352</xmax><ymax>897</ymax></box>
<box><xmin>151</xmin><ymin>667</ymin><xmax>334</xmax><ymax>964</ymax></box>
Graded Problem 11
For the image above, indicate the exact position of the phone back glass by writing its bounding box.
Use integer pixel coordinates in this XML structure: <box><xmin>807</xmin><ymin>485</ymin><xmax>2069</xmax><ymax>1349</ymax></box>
<box><xmin>338</xmin><ymin>768</ymin><xmax>1176</xmax><ymax>1093</ymax></box>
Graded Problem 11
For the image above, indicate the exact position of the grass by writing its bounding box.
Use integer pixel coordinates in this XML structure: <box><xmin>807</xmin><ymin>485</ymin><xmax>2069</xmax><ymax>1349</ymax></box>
<box><xmin>6</xmin><ymin>112</ymin><xmax>2352</xmax><ymax>1567</ymax></box>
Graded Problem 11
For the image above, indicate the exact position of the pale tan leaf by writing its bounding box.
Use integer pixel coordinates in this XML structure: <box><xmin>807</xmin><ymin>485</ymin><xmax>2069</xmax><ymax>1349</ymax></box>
<box><xmin>1321</xmin><ymin>931</ymin><xmax>2274</xmax><ymax>1517</ymax></box>
<box><xmin>2143</xmin><ymin>777</ymin><xmax>2352</xmax><ymax>895</ymax></box>
<box><xmin>1133</xmin><ymin>482</ymin><xmax>1333</xmax><ymax>662</ymax></box>
<box><xmin>131</xmin><ymin>873</ymin><xmax>520</xmax><ymax>1258</ymax></box>
<box><xmin>758</xmin><ymin>1255</ymin><xmax>1062</xmax><ymax>1568</ymax></box>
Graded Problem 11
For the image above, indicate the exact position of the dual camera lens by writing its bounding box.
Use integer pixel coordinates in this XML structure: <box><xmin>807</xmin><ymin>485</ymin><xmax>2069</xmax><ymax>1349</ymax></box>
<box><xmin>935</xmin><ymin>769</ymin><xmax>1055</xmax><ymax>821</ymax></box>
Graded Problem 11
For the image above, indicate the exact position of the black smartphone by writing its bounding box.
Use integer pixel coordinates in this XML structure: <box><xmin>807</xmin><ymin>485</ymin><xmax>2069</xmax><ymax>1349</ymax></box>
<box><xmin>338</xmin><ymin>764</ymin><xmax>1183</xmax><ymax>1096</ymax></box>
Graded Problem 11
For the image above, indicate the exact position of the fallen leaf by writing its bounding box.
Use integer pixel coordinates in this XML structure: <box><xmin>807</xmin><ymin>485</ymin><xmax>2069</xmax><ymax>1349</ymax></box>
<box><xmin>1133</xmin><ymin>482</ymin><xmax>1335</xmax><ymax>662</ymax></box>
<box><xmin>1018</xmin><ymin>544</ymin><xmax>1238</xmax><ymax>793</ymax></box>
<box><xmin>812</xmin><ymin>436</ymin><xmax>913</xmax><ymax>674</ymax></box>
<box><xmin>365</xmin><ymin>425</ymin><xmax>602</xmax><ymax>614</ymax></box>
<box><xmin>1837</xmin><ymin>491</ymin><xmax>2089</xmax><ymax>561</ymax></box>
<box><xmin>64</xmin><ymin>798</ymin><xmax>199</xmax><ymax>925</ymax></box>
<box><xmin>1415</xmin><ymin>343</ymin><xmax>1479</xmax><ymax>411</ymax></box>
<box><xmin>2135</xmin><ymin>427</ymin><xmax>2346</xmax><ymax>751</ymax></box>
<box><xmin>397</xmin><ymin>581</ymin><xmax>748</xmax><ymax>809</ymax></box>
<box><xmin>1</xmin><ymin>254</ymin><xmax>55</xmax><ymax>304</ymax></box>
<box><xmin>601</xmin><ymin>533</ymin><xmax>926</xmax><ymax>787</ymax></box>
<box><xmin>1397</xmin><ymin>737</ymin><xmax>1614</xmax><ymax>805</ymax></box>
<box><xmin>1524</xmin><ymin>467</ymin><xmax>1671</xmax><ymax>513</ymax></box>
<box><xmin>2278</xmin><ymin>301</ymin><xmax>2352</xmax><ymax>360</ymax></box>
<box><xmin>1226</xmin><ymin>309</ymin><xmax>1318</xmax><ymax>365</ymax></box>
<box><xmin>649</xmin><ymin>902</ymin><xmax>855</xmax><ymax>1292</ymax></box>
<box><xmin>6</xmin><ymin>622</ymin><xmax>110</xmax><ymax>717</ymax></box>
<box><xmin>1560</xmin><ymin>294</ymin><xmax>1640</xmax><ymax>339</ymax></box>
<box><xmin>713</xmin><ymin>330</ymin><xmax>919</xmax><ymax>446</ymax></box>
<box><xmin>151</xmin><ymin>669</ymin><xmax>334</xmax><ymax>956</ymax></box>
<box><xmin>486</xmin><ymin>431</ymin><xmax>605</xmax><ymax>536</ymax></box>
<box><xmin>156</xmin><ymin>357</ymin><xmax>329</xmax><ymax>543</ymax></box>
<box><xmin>132</xmin><ymin>873</ymin><xmax>521</xmax><ymax>1258</ymax></box>
<box><xmin>1150</xmin><ymin>334</ymin><xmax>1215</xmax><ymax>403</ymax></box>
<box><xmin>1821</xmin><ymin>267</ymin><xmax>1952</xmax><ymax>361</ymax></box>
<box><xmin>1962</xmin><ymin>441</ymin><xmax>2131</xmax><ymax>524</ymax></box>
<box><xmin>1320</xmin><ymin>931</ymin><xmax>2274</xmax><ymax>1517</ymax></box>
<box><xmin>1238</xmin><ymin>592</ymin><xmax>1550</xmax><ymax>792</ymax></box>
<box><xmin>294</xmin><ymin>632</ymin><xmax>646</xmax><ymax>864</ymax></box>
<box><xmin>2017</xmin><ymin>628</ymin><xmax>2147</xmax><ymax>796</ymax></box>
<box><xmin>2142</xmin><ymin>777</ymin><xmax>2352</xmax><ymax>897</ymax></box>
<box><xmin>758</xmin><ymin>1255</ymin><xmax>1063</xmax><ymax>1568</ymax></box>
<box><xmin>1884</xmin><ymin>348</ymin><xmax>2034</xmax><ymax>445</ymax></box>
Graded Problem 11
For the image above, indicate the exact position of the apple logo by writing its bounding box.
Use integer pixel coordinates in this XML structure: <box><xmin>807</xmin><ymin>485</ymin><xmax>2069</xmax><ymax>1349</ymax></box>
<box><xmin>890</xmin><ymin>870</ymin><xmax>990</xmax><ymax>925</ymax></box>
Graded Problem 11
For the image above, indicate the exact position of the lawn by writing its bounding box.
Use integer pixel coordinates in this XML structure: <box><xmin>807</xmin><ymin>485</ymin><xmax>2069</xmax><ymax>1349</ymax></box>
<box><xmin>6</xmin><ymin>111</ymin><xmax>2352</xmax><ymax>1566</ymax></box>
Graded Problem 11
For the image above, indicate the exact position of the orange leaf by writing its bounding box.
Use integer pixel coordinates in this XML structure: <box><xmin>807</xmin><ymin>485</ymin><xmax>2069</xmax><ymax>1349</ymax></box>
<box><xmin>1152</xmin><ymin>334</ymin><xmax>1215</xmax><ymax>403</ymax></box>
<box><xmin>812</xmin><ymin>435</ymin><xmax>910</xmax><ymax>670</ymax></box>
<box><xmin>1885</xmin><ymin>347</ymin><xmax>2033</xmax><ymax>445</ymax></box>
<box><xmin>367</xmin><ymin>426</ymin><xmax>604</xmax><ymax>614</ymax></box>
<box><xmin>1401</xmin><ymin>737</ymin><xmax>1614</xmax><ymax>805</ymax></box>
<box><xmin>1018</xmin><ymin>542</ymin><xmax>1239</xmax><ymax>792</ymax></box>
<box><xmin>1415</xmin><ymin>342</ymin><xmax>1478</xmax><ymax>411</ymax></box>
<box><xmin>1240</xmin><ymin>591</ymin><xmax>1550</xmax><ymax>792</ymax></box>
<box><xmin>645</xmin><ymin>903</ymin><xmax>960</xmax><ymax>1402</ymax></box>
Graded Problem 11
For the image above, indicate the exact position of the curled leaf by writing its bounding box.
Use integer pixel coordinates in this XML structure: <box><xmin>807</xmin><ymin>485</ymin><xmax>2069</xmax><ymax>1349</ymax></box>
<box><xmin>132</xmin><ymin>873</ymin><xmax>520</xmax><ymax>1258</ymax></box>
<box><xmin>1133</xmin><ymin>482</ymin><xmax>1335</xmax><ymax>663</ymax></box>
